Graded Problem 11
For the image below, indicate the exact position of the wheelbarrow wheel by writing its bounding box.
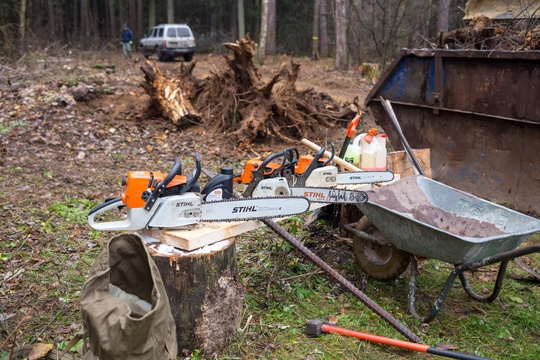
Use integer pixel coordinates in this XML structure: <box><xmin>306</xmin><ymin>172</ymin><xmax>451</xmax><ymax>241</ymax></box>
<box><xmin>352</xmin><ymin>216</ymin><xmax>410</xmax><ymax>281</ymax></box>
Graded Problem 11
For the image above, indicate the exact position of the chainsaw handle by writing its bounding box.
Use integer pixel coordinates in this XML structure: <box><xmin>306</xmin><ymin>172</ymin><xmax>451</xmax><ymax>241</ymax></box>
<box><xmin>144</xmin><ymin>158</ymin><xmax>182</xmax><ymax>211</ymax></box>
<box><xmin>180</xmin><ymin>153</ymin><xmax>201</xmax><ymax>194</ymax></box>
<box><xmin>322</xmin><ymin>143</ymin><xmax>335</xmax><ymax>166</ymax></box>
<box><xmin>295</xmin><ymin>144</ymin><xmax>334</xmax><ymax>187</ymax></box>
<box><xmin>88</xmin><ymin>197</ymin><xmax>148</xmax><ymax>231</ymax></box>
<box><xmin>273</xmin><ymin>147</ymin><xmax>299</xmax><ymax>178</ymax></box>
<box><xmin>243</xmin><ymin>150</ymin><xmax>288</xmax><ymax>197</ymax></box>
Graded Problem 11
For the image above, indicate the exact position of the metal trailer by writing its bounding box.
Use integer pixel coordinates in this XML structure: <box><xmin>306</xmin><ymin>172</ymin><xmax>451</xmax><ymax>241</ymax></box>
<box><xmin>364</xmin><ymin>49</ymin><xmax>540</xmax><ymax>215</ymax></box>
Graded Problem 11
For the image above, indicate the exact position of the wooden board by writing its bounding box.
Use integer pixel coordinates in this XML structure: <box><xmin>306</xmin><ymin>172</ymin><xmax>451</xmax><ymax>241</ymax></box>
<box><xmin>387</xmin><ymin>149</ymin><xmax>431</xmax><ymax>179</ymax></box>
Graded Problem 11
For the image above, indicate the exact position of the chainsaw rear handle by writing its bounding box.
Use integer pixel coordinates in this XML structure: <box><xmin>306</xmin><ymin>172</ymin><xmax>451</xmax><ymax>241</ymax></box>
<box><xmin>88</xmin><ymin>197</ymin><xmax>150</xmax><ymax>231</ymax></box>
<box><xmin>295</xmin><ymin>143</ymin><xmax>335</xmax><ymax>187</ymax></box>
<box><xmin>243</xmin><ymin>149</ymin><xmax>292</xmax><ymax>197</ymax></box>
<box><xmin>144</xmin><ymin>158</ymin><xmax>183</xmax><ymax>211</ymax></box>
<box><xmin>179</xmin><ymin>152</ymin><xmax>201</xmax><ymax>195</ymax></box>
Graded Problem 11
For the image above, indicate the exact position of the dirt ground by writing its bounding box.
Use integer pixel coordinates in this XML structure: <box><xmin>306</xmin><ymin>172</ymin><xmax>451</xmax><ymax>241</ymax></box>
<box><xmin>0</xmin><ymin>50</ymin><xmax>377</xmax><ymax>353</ymax></box>
<box><xmin>0</xmin><ymin>50</ymin><xmax>376</xmax><ymax>205</ymax></box>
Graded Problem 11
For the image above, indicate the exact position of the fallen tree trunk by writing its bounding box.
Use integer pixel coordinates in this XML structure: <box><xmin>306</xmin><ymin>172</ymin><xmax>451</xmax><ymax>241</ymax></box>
<box><xmin>140</xmin><ymin>59</ymin><xmax>200</xmax><ymax>126</ymax></box>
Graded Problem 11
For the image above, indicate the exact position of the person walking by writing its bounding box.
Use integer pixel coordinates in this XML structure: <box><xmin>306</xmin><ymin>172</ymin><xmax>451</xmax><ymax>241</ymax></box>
<box><xmin>121</xmin><ymin>23</ymin><xmax>133</xmax><ymax>59</ymax></box>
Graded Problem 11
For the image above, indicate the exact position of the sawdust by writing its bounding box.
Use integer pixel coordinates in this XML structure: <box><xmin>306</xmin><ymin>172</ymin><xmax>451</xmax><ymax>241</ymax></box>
<box><xmin>366</xmin><ymin>176</ymin><xmax>507</xmax><ymax>238</ymax></box>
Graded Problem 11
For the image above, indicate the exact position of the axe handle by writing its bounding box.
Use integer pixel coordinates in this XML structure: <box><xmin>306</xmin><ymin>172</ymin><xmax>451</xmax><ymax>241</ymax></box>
<box><xmin>301</xmin><ymin>138</ymin><xmax>361</xmax><ymax>172</ymax></box>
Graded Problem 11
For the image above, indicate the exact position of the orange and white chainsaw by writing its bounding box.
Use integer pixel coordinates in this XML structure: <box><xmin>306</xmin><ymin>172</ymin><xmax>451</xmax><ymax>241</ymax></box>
<box><xmin>236</xmin><ymin>146</ymin><xmax>383</xmax><ymax>204</ymax></box>
<box><xmin>87</xmin><ymin>154</ymin><xmax>310</xmax><ymax>231</ymax></box>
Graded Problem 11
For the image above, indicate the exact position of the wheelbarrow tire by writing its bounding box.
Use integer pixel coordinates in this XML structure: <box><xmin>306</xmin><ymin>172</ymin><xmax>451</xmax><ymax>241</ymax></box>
<box><xmin>352</xmin><ymin>216</ymin><xmax>410</xmax><ymax>281</ymax></box>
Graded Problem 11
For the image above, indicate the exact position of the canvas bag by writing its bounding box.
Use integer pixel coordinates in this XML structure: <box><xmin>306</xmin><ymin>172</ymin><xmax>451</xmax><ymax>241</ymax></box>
<box><xmin>80</xmin><ymin>233</ymin><xmax>177</xmax><ymax>360</ymax></box>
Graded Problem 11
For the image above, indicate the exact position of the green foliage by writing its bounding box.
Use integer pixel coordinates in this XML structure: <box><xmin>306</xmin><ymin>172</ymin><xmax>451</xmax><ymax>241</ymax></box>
<box><xmin>0</xmin><ymin>120</ymin><xmax>27</xmax><ymax>134</ymax></box>
<box><xmin>47</xmin><ymin>199</ymin><xmax>97</xmax><ymax>224</ymax></box>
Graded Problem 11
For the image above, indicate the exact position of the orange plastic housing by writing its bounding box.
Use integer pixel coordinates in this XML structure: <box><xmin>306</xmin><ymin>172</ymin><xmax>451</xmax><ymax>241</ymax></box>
<box><xmin>121</xmin><ymin>171</ymin><xmax>187</xmax><ymax>209</ymax></box>
<box><xmin>234</xmin><ymin>159</ymin><xmax>282</xmax><ymax>184</ymax></box>
<box><xmin>294</xmin><ymin>155</ymin><xmax>330</xmax><ymax>175</ymax></box>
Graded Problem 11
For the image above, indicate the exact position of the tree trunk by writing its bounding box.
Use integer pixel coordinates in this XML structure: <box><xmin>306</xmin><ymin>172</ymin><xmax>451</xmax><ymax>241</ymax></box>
<box><xmin>320</xmin><ymin>0</ymin><xmax>329</xmax><ymax>57</ymax></box>
<box><xmin>129</xmin><ymin>0</ymin><xmax>136</xmax><ymax>34</ymax></box>
<box><xmin>80</xmin><ymin>0</ymin><xmax>89</xmax><ymax>39</ymax></box>
<box><xmin>238</xmin><ymin>0</ymin><xmax>245</xmax><ymax>40</ymax></box>
<box><xmin>312</xmin><ymin>0</ymin><xmax>320</xmax><ymax>60</ymax></box>
<box><xmin>230</xmin><ymin>0</ymin><xmax>238</xmax><ymax>41</ymax></box>
<box><xmin>437</xmin><ymin>0</ymin><xmax>452</xmax><ymax>34</ymax></box>
<box><xmin>137</xmin><ymin>0</ymin><xmax>143</xmax><ymax>40</ymax></box>
<box><xmin>151</xmin><ymin>239</ymin><xmax>245</xmax><ymax>355</ymax></box>
<box><xmin>149</xmin><ymin>0</ymin><xmax>156</xmax><ymax>28</ymax></box>
<box><xmin>257</xmin><ymin>0</ymin><xmax>269</xmax><ymax>65</ymax></box>
<box><xmin>19</xmin><ymin>0</ymin><xmax>27</xmax><ymax>41</ymax></box>
<box><xmin>167</xmin><ymin>0</ymin><xmax>174</xmax><ymax>23</ymax></box>
<box><xmin>108</xmin><ymin>0</ymin><xmax>116</xmax><ymax>41</ymax></box>
<box><xmin>335</xmin><ymin>0</ymin><xmax>348</xmax><ymax>69</ymax></box>
<box><xmin>267</xmin><ymin>0</ymin><xmax>276</xmax><ymax>53</ymax></box>
<box><xmin>47</xmin><ymin>0</ymin><xmax>56</xmax><ymax>38</ymax></box>
<box><xmin>140</xmin><ymin>59</ymin><xmax>200</xmax><ymax>126</ymax></box>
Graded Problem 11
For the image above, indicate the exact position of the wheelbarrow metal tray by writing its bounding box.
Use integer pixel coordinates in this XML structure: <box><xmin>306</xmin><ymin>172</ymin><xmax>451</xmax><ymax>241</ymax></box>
<box><xmin>359</xmin><ymin>175</ymin><xmax>540</xmax><ymax>264</ymax></box>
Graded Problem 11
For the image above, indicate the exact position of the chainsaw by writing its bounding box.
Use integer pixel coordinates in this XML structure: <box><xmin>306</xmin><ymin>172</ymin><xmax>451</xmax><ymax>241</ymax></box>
<box><xmin>236</xmin><ymin>146</ymin><xmax>381</xmax><ymax>204</ymax></box>
<box><xmin>87</xmin><ymin>153</ymin><xmax>310</xmax><ymax>231</ymax></box>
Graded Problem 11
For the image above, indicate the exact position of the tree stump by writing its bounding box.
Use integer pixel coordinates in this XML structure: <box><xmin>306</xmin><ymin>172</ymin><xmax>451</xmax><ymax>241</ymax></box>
<box><xmin>139</xmin><ymin>36</ymin><xmax>351</xmax><ymax>147</ymax></box>
<box><xmin>149</xmin><ymin>238</ymin><xmax>245</xmax><ymax>356</ymax></box>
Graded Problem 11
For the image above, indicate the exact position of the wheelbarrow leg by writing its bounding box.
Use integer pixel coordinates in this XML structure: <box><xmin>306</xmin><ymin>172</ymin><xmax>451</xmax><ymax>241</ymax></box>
<box><xmin>458</xmin><ymin>261</ymin><xmax>509</xmax><ymax>302</ymax></box>
<box><xmin>407</xmin><ymin>245</ymin><xmax>540</xmax><ymax>323</ymax></box>
<box><xmin>407</xmin><ymin>255</ymin><xmax>459</xmax><ymax>323</ymax></box>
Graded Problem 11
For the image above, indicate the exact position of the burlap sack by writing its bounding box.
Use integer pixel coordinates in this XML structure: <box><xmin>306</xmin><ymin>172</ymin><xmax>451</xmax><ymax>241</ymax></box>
<box><xmin>81</xmin><ymin>233</ymin><xmax>177</xmax><ymax>360</ymax></box>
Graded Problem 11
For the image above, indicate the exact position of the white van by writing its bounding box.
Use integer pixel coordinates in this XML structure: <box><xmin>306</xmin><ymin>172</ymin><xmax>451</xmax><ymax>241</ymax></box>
<box><xmin>139</xmin><ymin>24</ymin><xmax>196</xmax><ymax>61</ymax></box>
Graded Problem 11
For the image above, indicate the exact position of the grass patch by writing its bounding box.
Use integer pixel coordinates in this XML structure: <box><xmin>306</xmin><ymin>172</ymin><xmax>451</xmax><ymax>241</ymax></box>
<box><xmin>220</xmin><ymin>217</ymin><xmax>540</xmax><ymax>360</ymax></box>
<box><xmin>1</xmin><ymin>200</ymin><xmax>538</xmax><ymax>359</ymax></box>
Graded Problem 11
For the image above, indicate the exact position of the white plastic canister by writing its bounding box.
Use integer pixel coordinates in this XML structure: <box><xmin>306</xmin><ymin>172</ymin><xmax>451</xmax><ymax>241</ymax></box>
<box><xmin>351</xmin><ymin>133</ymin><xmax>366</xmax><ymax>168</ymax></box>
<box><xmin>374</xmin><ymin>134</ymin><xmax>387</xmax><ymax>170</ymax></box>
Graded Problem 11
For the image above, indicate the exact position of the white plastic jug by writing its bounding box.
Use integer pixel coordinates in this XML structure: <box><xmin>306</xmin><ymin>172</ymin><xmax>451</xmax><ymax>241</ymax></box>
<box><xmin>344</xmin><ymin>141</ymin><xmax>360</xmax><ymax>166</ymax></box>
<box><xmin>360</xmin><ymin>140</ymin><xmax>377</xmax><ymax>170</ymax></box>
<box><xmin>351</xmin><ymin>133</ymin><xmax>366</xmax><ymax>168</ymax></box>
<box><xmin>374</xmin><ymin>134</ymin><xmax>387</xmax><ymax>170</ymax></box>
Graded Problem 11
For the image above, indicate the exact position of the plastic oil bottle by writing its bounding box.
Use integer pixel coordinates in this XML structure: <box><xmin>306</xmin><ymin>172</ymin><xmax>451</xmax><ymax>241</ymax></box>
<box><xmin>360</xmin><ymin>128</ymin><xmax>378</xmax><ymax>170</ymax></box>
<box><xmin>344</xmin><ymin>141</ymin><xmax>360</xmax><ymax>167</ymax></box>
<box><xmin>374</xmin><ymin>134</ymin><xmax>388</xmax><ymax>170</ymax></box>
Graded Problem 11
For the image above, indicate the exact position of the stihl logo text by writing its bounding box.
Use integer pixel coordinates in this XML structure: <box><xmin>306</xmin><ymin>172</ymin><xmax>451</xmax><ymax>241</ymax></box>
<box><xmin>176</xmin><ymin>202</ymin><xmax>194</xmax><ymax>207</ymax></box>
<box><xmin>304</xmin><ymin>191</ymin><xmax>326</xmax><ymax>199</ymax></box>
<box><xmin>232</xmin><ymin>206</ymin><xmax>258</xmax><ymax>213</ymax></box>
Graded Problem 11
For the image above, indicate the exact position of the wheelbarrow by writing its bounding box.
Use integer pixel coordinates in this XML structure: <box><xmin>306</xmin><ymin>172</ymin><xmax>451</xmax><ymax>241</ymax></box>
<box><xmin>344</xmin><ymin>174</ymin><xmax>540</xmax><ymax>323</ymax></box>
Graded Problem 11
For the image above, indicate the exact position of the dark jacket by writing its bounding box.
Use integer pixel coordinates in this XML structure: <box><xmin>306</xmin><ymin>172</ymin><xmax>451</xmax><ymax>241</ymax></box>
<box><xmin>121</xmin><ymin>27</ymin><xmax>133</xmax><ymax>43</ymax></box>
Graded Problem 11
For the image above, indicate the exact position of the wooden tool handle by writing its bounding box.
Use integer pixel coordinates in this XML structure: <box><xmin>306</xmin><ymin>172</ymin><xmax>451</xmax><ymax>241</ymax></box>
<box><xmin>301</xmin><ymin>138</ymin><xmax>361</xmax><ymax>172</ymax></box>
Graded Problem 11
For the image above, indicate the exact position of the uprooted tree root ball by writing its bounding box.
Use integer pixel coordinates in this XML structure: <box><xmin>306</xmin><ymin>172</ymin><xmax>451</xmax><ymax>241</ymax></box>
<box><xmin>140</xmin><ymin>37</ymin><xmax>355</xmax><ymax>149</ymax></box>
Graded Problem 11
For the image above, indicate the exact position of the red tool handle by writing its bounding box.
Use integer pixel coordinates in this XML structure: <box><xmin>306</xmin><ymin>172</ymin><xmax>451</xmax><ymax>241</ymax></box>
<box><xmin>346</xmin><ymin>113</ymin><xmax>361</xmax><ymax>138</ymax></box>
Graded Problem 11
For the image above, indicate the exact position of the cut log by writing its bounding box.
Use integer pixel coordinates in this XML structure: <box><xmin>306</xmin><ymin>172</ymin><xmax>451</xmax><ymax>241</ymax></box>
<box><xmin>140</xmin><ymin>59</ymin><xmax>200</xmax><ymax>126</ymax></box>
<box><xmin>148</xmin><ymin>238</ymin><xmax>245</xmax><ymax>356</ymax></box>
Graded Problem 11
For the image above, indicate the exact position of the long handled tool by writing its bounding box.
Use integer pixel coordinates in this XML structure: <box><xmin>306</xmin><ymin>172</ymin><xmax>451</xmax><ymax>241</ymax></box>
<box><xmin>379</xmin><ymin>97</ymin><xmax>426</xmax><ymax>176</ymax></box>
<box><xmin>338</xmin><ymin>112</ymin><xmax>361</xmax><ymax>160</ymax></box>
<box><xmin>306</xmin><ymin>319</ymin><xmax>492</xmax><ymax>360</ymax></box>
<box><xmin>201</xmin><ymin>168</ymin><xmax>422</xmax><ymax>344</ymax></box>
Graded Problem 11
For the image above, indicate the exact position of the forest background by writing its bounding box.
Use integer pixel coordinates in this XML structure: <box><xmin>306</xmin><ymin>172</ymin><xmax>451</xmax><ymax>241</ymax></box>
<box><xmin>1</xmin><ymin>0</ymin><xmax>467</xmax><ymax>69</ymax></box>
